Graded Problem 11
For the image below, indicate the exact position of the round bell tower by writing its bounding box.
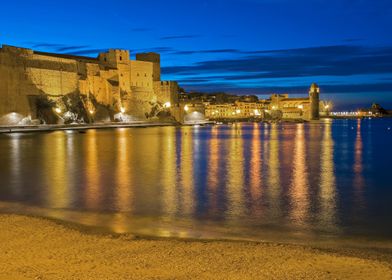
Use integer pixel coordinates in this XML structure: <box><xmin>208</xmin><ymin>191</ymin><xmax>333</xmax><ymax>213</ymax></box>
<box><xmin>309</xmin><ymin>83</ymin><xmax>320</xmax><ymax>120</ymax></box>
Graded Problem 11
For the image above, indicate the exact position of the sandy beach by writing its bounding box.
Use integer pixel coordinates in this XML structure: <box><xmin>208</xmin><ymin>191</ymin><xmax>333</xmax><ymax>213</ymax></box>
<box><xmin>0</xmin><ymin>214</ymin><xmax>390</xmax><ymax>279</ymax></box>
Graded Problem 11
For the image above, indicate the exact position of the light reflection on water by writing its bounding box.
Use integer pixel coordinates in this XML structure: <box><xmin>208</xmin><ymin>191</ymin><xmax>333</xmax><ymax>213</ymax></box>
<box><xmin>0</xmin><ymin>119</ymin><xmax>392</xmax><ymax>246</ymax></box>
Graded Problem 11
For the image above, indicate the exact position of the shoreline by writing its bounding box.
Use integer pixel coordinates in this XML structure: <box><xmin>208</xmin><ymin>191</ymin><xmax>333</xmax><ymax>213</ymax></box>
<box><xmin>0</xmin><ymin>121</ymin><xmax>178</xmax><ymax>134</ymax></box>
<box><xmin>0</xmin><ymin>214</ymin><xmax>391</xmax><ymax>279</ymax></box>
<box><xmin>1</xmin><ymin>117</ymin><xmax>390</xmax><ymax>134</ymax></box>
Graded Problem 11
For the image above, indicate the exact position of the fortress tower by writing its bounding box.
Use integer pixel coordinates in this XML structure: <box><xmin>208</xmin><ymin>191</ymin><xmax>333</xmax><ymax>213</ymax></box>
<box><xmin>309</xmin><ymin>83</ymin><xmax>320</xmax><ymax>120</ymax></box>
<box><xmin>136</xmin><ymin>52</ymin><xmax>160</xmax><ymax>81</ymax></box>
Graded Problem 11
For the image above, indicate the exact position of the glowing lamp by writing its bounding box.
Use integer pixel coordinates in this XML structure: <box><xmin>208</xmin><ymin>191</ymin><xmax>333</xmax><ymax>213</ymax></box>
<box><xmin>184</xmin><ymin>105</ymin><xmax>189</xmax><ymax>112</ymax></box>
<box><xmin>120</xmin><ymin>107</ymin><xmax>125</xmax><ymax>113</ymax></box>
<box><xmin>54</xmin><ymin>108</ymin><xmax>62</xmax><ymax>114</ymax></box>
<box><xmin>163</xmin><ymin>102</ymin><xmax>171</xmax><ymax>108</ymax></box>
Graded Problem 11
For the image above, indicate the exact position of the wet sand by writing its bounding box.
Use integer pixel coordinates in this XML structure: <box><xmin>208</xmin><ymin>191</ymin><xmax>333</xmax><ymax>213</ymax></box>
<box><xmin>0</xmin><ymin>214</ymin><xmax>391</xmax><ymax>279</ymax></box>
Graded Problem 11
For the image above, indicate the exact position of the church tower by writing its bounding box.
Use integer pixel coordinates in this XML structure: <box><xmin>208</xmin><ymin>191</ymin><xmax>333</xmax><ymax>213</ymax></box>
<box><xmin>309</xmin><ymin>83</ymin><xmax>320</xmax><ymax>120</ymax></box>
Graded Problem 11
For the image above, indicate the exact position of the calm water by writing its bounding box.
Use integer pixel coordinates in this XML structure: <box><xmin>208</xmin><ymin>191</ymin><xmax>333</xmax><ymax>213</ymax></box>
<box><xmin>0</xmin><ymin>119</ymin><xmax>391</xmax><ymax>247</ymax></box>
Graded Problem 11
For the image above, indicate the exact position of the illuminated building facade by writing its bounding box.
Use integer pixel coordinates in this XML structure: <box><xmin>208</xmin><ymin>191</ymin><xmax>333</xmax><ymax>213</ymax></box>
<box><xmin>204</xmin><ymin>83</ymin><xmax>320</xmax><ymax>121</ymax></box>
<box><xmin>0</xmin><ymin>45</ymin><xmax>179</xmax><ymax>125</ymax></box>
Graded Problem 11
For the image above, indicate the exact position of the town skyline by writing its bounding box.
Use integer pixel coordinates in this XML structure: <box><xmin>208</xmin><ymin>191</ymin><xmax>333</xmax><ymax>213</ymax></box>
<box><xmin>1</xmin><ymin>0</ymin><xmax>391</xmax><ymax>109</ymax></box>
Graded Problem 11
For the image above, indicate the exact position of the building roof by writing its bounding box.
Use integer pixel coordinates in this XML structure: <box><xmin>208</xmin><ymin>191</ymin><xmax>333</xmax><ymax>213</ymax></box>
<box><xmin>34</xmin><ymin>50</ymin><xmax>99</xmax><ymax>62</ymax></box>
<box><xmin>281</xmin><ymin>97</ymin><xmax>309</xmax><ymax>102</ymax></box>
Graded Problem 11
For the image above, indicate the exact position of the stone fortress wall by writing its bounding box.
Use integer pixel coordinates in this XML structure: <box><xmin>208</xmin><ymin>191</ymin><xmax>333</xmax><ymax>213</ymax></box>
<box><xmin>0</xmin><ymin>45</ymin><xmax>179</xmax><ymax>125</ymax></box>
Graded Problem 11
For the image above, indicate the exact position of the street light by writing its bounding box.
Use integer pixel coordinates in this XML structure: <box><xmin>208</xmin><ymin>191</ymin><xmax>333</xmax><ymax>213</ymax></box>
<box><xmin>54</xmin><ymin>108</ymin><xmax>62</xmax><ymax>114</ymax></box>
<box><xmin>184</xmin><ymin>105</ymin><xmax>189</xmax><ymax>112</ymax></box>
<box><xmin>163</xmin><ymin>101</ymin><xmax>171</xmax><ymax>108</ymax></box>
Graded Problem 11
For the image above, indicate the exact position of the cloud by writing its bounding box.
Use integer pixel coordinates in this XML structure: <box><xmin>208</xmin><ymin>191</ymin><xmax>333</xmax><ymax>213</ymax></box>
<box><xmin>341</xmin><ymin>38</ymin><xmax>363</xmax><ymax>43</ymax></box>
<box><xmin>134</xmin><ymin>47</ymin><xmax>175</xmax><ymax>53</ymax></box>
<box><xmin>160</xmin><ymin>35</ymin><xmax>200</xmax><ymax>40</ymax></box>
<box><xmin>181</xmin><ymin>82</ymin><xmax>392</xmax><ymax>95</ymax></box>
<box><xmin>131</xmin><ymin>27</ymin><xmax>152</xmax><ymax>32</ymax></box>
<box><xmin>28</xmin><ymin>42</ymin><xmax>66</xmax><ymax>49</ymax></box>
<box><xmin>64</xmin><ymin>49</ymin><xmax>109</xmax><ymax>56</ymax></box>
<box><xmin>56</xmin><ymin>45</ymin><xmax>91</xmax><ymax>52</ymax></box>
<box><xmin>173</xmin><ymin>49</ymin><xmax>241</xmax><ymax>55</ymax></box>
<box><xmin>162</xmin><ymin>45</ymin><xmax>392</xmax><ymax>79</ymax></box>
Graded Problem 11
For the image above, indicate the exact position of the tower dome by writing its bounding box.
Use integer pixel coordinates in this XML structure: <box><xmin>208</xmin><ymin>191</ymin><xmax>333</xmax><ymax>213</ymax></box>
<box><xmin>309</xmin><ymin>83</ymin><xmax>320</xmax><ymax>120</ymax></box>
<box><xmin>310</xmin><ymin>83</ymin><xmax>319</xmax><ymax>92</ymax></box>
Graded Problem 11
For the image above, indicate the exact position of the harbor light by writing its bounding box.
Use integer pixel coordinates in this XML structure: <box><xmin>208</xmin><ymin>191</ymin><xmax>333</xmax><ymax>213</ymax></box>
<box><xmin>163</xmin><ymin>101</ymin><xmax>171</xmax><ymax>108</ymax></box>
<box><xmin>184</xmin><ymin>105</ymin><xmax>189</xmax><ymax>112</ymax></box>
<box><xmin>236</xmin><ymin>109</ymin><xmax>241</xmax><ymax>114</ymax></box>
<box><xmin>54</xmin><ymin>108</ymin><xmax>62</xmax><ymax>114</ymax></box>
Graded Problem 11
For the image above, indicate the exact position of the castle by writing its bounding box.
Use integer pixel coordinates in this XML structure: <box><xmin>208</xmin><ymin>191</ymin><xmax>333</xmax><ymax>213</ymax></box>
<box><xmin>0</xmin><ymin>44</ymin><xmax>321</xmax><ymax>125</ymax></box>
<box><xmin>0</xmin><ymin>45</ymin><xmax>179</xmax><ymax>125</ymax></box>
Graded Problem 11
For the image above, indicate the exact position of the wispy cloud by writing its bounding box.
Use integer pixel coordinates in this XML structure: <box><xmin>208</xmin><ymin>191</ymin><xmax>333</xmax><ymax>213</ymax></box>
<box><xmin>341</xmin><ymin>38</ymin><xmax>363</xmax><ymax>43</ymax></box>
<box><xmin>56</xmin><ymin>45</ymin><xmax>91</xmax><ymax>52</ymax></box>
<box><xmin>162</xmin><ymin>44</ymin><xmax>392</xmax><ymax>100</ymax></box>
<box><xmin>64</xmin><ymin>49</ymin><xmax>109</xmax><ymax>56</ymax></box>
<box><xmin>173</xmin><ymin>49</ymin><xmax>241</xmax><ymax>55</ymax></box>
<box><xmin>131</xmin><ymin>27</ymin><xmax>152</xmax><ymax>32</ymax></box>
<box><xmin>163</xmin><ymin>45</ymin><xmax>392</xmax><ymax>79</ymax></box>
<box><xmin>160</xmin><ymin>35</ymin><xmax>200</xmax><ymax>40</ymax></box>
<box><xmin>134</xmin><ymin>47</ymin><xmax>175</xmax><ymax>53</ymax></box>
<box><xmin>28</xmin><ymin>42</ymin><xmax>66</xmax><ymax>49</ymax></box>
<box><xmin>180</xmin><ymin>82</ymin><xmax>392</xmax><ymax>95</ymax></box>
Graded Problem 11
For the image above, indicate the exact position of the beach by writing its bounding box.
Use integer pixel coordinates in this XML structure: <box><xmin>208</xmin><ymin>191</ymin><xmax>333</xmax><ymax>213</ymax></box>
<box><xmin>0</xmin><ymin>214</ymin><xmax>390</xmax><ymax>280</ymax></box>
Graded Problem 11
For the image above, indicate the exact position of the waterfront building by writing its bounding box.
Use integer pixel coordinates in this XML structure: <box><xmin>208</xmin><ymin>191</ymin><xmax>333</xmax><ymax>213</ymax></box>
<box><xmin>0</xmin><ymin>45</ymin><xmax>179</xmax><ymax>125</ymax></box>
<box><xmin>204</xmin><ymin>83</ymin><xmax>320</xmax><ymax>121</ymax></box>
<box><xmin>204</xmin><ymin>101</ymin><xmax>265</xmax><ymax>119</ymax></box>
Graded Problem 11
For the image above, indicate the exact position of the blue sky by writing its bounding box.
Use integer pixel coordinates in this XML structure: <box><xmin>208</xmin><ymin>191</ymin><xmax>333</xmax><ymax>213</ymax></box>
<box><xmin>1</xmin><ymin>0</ymin><xmax>392</xmax><ymax>109</ymax></box>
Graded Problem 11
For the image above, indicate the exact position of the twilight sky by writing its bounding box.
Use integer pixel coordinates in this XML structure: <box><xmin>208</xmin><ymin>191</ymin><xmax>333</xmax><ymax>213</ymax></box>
<box><xmin>1</xmin><ymin>0</ymin><xmax>391</xmax><ymax>109</ymax></box>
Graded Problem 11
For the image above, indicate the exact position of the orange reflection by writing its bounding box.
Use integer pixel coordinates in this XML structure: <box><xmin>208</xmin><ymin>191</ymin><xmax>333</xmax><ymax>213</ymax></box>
<box><xmin>178</xmin><ymin>126</ymin><xmax>194</xmax><ymax>216</ymax></box>
<box><xmin>161</xmin><ymin>127</ymin><xmax>177</xmax><ymax>217</ymax></box>
<box><xmin>354</xmin><ymin>120</ymin><xmax>363</xmax><ymax>178</ymax></box>
<box><xmin>115</xmin><ymin>128</ymin><xmax>133</xmax><ymax>212</ymax></box>
<box><xmin>319</xmin><ymin>120</ymin><xmax>337</xmax><ymax>230</ymax></box>
<box><xmin>85</xmin><ymin>130</ymin><xmax>100</xmax><ymax>209</ymax></box>
<box><xmin>9</xmin><ymin>134</ymin><xmax>22</xmax><ymax>196</ymax></box>
<box><xmin>207</xmin><ymin>126</ymin><xmax>220</xmax><ymax>213</ymax></box>
<box><xmin>290</xmin><ymin>124</ymin><xmax>309</xmax><ymax>224</ymax></box>
<box><xmin>267</xmin><ymin>124</ymin><xmax>281</xmax><ymax>218</ymax></box>
<box><xmin>43</xmin><ymin>132</ymin><xmax>69</xmax><ymax>208</ymax></box>
<box><xmin>226</xmin><ymin>123</ymin><xmax>245</xmax><ymax>219</ymax></box>
<box><xmin>249</xmin><ymin>123</ymin><xmax>263</xmax><ymax>216</ymax></box>
<box><xmin>353</xmin><ymin>119</ymin><xmax>365</xmax><ymax>206</ymax></box>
